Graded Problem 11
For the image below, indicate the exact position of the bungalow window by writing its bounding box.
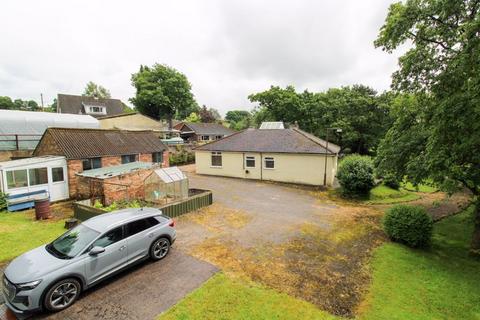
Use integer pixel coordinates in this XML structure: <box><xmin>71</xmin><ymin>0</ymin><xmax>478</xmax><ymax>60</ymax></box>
<box><xmin>215</xmin><ymin>135</ymin><xmax>223</xmax><ymax>140</ymax></box>
<box><xmin>211</xmin><ymin>152</ymin><xmax>222</xmax><ymax>167</ymax></box>
<box><xmin>152</xmin><ymin>152</ymin><xmax>163</xmax><ymax>164</ymax></box>
<box><xmin>201</xmin><ymin>135</ymin><xmax>210</xmax><ymax>141</ymax></box>
<box><xmin>82</xmin><ymin>158</ymin><xmax>102</xmax><ymax>171</ymax></box>
<box><xmin>245</xmin><ymin>156</ymin><xmax>255</xmax><ymax>168</ymax></box>
<box><xmin>121</xmin><ymin>154</ymin><xmax>138</xmax><ymax>164</ymax></box>
<box><xmin>6</xmin><ymin>169</ymin><xmax>28</xmax><ymax>188</ymax></box>
<box><xmin>29</xmin><ymin>167</ymin><xmax>48</xmax><ymax>186</ymax></box>
<box><xmin>52</xmin><ymin>167</ymin><xmax>65</xmax><ymax>183</ymax></box>
<box><xmin>264</xmin><ymin>157</ymin><xmax>275</xmax><ymax>169</ymax></box>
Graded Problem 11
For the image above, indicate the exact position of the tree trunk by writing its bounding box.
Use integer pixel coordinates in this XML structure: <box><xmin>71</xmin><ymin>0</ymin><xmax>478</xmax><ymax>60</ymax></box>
<box><xmin>470</xmin><ymin>199</ymin><xmax>480</xmax><ymax>257</ymax></box>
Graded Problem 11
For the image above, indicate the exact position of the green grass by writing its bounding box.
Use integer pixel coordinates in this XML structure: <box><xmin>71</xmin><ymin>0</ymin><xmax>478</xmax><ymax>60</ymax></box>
<box><xmin>360</xmin><ymin>206</ymin><xmax>480</xmax><ymax>320</ymax></box>
<box><xmin>0</xmin><ymin>211</ymin><xmax>66</xmax><ymax>262</ymax></box>
<box><xmin>158</xmin><ymin>273</ymin><xmax>338</xmax><ymax>320</ymax></box>
<box><xmin>366</xmin><ymin>184</ymin><xmax>421</xmax><ymax>204</ymax></box>
<box><xmin>401</xmin><ymin>181</ymin><xmax>438</xmax><ymax>193</ymax></box>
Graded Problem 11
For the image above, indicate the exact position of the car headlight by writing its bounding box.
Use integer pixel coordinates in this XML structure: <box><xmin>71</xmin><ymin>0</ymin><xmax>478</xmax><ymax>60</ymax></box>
<box><xmin>17</xmin><ymin>279</ymin><xmax>42</xmax><ymax>290</ymax></box>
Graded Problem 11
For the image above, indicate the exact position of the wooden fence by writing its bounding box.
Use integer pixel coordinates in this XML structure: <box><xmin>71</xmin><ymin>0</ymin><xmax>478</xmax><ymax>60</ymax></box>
<box><xmin>73</xmin><ymin>189</ymin><xmax>212</xmax><ymax>221</ymax></box>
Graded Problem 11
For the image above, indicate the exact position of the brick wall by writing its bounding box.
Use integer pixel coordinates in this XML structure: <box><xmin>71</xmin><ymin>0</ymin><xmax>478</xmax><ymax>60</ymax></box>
<box><xmin>102</xmin><ymin>168</ymin><xmax>154</xmax><ymax>205</ymax></box>
<box><xmin>33</xmin><ymin>131</ymin><xmax>63</xmax><ymax>157</ymax></box>
<box><xmin>162</xmin><ymin>150</ymin><xmax>169</xmax><ymax>167</ymax></box>
<box><xmin>67</xmin><ymin>152</ymin><xmax>169</xmax><ymax>199</ymax></box>
<box><xmin>102</xmin><ymin>156</ymin><xmax>121</xmax><ymax>167</ymax></box>
<box><xmin>67</xmin><ymin>160</ymin><xmax>83</xmax><ymax>198</ymax></box>
<box><xmin>139</xmin><ymin>153</ymin><xmax>152</xmax><ymax>162</ymax></box>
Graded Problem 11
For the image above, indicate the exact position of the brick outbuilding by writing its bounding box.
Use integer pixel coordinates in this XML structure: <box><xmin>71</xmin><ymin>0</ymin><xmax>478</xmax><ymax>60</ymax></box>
<box><xmin>34</xmin><ymin>127</ymin><xmax>169</xmax><ymax>198</ymax></box>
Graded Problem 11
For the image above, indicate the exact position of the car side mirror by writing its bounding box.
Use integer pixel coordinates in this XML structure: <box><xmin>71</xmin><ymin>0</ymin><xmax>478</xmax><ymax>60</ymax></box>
<box><xmin>89</xmin><ymin>246</ymin><xmax>105</xmax><ymax>256</ymax></box>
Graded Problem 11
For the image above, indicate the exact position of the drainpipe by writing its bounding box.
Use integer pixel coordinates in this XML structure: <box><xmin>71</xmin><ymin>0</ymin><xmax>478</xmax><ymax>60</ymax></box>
<box><xmin>260</xmin><ymin>152</ymin><xmax>263</xmax><ymax>181</ymax></box>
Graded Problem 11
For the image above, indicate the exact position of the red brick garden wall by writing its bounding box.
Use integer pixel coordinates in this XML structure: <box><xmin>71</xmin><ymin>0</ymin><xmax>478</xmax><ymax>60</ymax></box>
<box><xmin>67</xmin><ymin>152</ymin><xmax>168</xmax><ymax>199</ymax></box>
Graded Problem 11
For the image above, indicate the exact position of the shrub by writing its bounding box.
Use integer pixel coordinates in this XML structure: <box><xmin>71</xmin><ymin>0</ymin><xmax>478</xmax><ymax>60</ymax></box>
<box><xmin>383</xmin><ymin>173</ymin><xmax>400</xmax><ymax>190</ymax></box>
<box><xmin>0</xmin><ymin>191</ymin><xmax>8</xmax><ymax>211</ymax></box>
<box><xmin>169</xmin><ymin>150</ymin><xmax>195</xmax><ymax>166</ymax></box>
<box><xmin>337</xmin><ymin>154</ymin><xmax>375</xmax><ymax>196</ymax></box>
<box><xmin>383</xmin><ymin>205</ymin><xmax>433</xmax><ymax>248</ymax></box>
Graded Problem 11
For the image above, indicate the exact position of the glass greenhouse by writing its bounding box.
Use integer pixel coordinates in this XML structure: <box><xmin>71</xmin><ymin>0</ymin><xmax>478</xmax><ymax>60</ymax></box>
<box><xmin>144</xmin><ymin>167</ymin><xmax>189</xmax><ymax>204</ymax></box>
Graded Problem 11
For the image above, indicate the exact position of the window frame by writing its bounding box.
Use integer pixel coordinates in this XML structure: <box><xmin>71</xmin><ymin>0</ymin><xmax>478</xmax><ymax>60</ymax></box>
<box><xmin>121</xmin><ymin>154</ymin><xmax>138</xmax><ymax>164</ymax></box>
<box><xmin>210</xmin><ymin>151</ymin><xmax>222</xmax><ymax>168</ymax></box>
<box><xmin>124</xmin><ymin>217</ymin><xmax>159</xmax><ymax>238</ymax></box>
<box><xmin>28</xmin><ymin>167</ymin><xmax>49</xmax><ymax>186</ymax></box>
<box><xmin>245</xmin><ymin>156</ymin><xmax>256</xmax><ymax>168</ymax></box>
<box><xmin>91</xmin><ymin>226</ymin><xmax>124</xmax><ymax>249</ymax></box>
<box><xmin>82</xmin><ymin>158</ymin><xmax>102</xmax><ymax>171</ymax></box>
<box><xmin>51</xmin><ymin>167</ymin><xmax>65</xmax><ymax>183</ymax></box>
<box><xmin>264</xmin><ymin>157</ymin><xmax>275</xmax><ymax>169</ymax></box>
<box><xmin>6</xmin><ymin>169</ymin><xmax>28</xmax><ymax>189</ymax></box>
<box><xmin>152</xmin><ymin>152</ymin><xmax>163</xmax><ymax>164</ymax></box>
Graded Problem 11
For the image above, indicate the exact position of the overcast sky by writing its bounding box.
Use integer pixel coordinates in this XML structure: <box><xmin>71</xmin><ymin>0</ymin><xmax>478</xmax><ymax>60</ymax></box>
<box><xmin>0</xmin><ymin>0</ymin><xmax>401</xmax><ymax>115</ymax></box>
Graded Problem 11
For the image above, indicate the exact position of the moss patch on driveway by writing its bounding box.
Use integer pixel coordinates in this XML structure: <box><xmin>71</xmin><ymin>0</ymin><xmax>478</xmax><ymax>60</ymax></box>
<box><xmin>185</xmin><ymin>204</ymin><xmax>384</xmax><ymax>318</ymax></box>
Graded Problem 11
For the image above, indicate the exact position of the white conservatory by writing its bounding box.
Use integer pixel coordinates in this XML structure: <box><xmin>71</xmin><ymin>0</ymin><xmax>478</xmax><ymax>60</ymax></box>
<box><xmin>0</xmin><ymin>110</ymin><xmax>99</xmax><ymax>151</ymax></box>
<box><xmin>0</xmin><ymin>156</ymin><xmax>69</xmax><ymax>207</ymax></box>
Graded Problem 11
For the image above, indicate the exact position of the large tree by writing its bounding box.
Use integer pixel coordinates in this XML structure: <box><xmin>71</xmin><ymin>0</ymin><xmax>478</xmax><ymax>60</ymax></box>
<box><xmin>130</xmin><ymin>64</ymin><xmax>199</xmax><ymax>124</ymax></box>
<box><xmin>225</xmin><ymin>110</ymin><xmax>252</xmax><ymax>130</ymax></box>
<box><xmin>249</xmin><ymin>85</ymin><xmax>393</xmax><ymax>154</ymax></box>
<box><xmin>375</xmin><ymin>0</ymin><xmax>480</xmax><ymax>253</ymax></box>
<box><xmin>83</xmin><ymin>81</ymin><xmax>111</xmax><ymax>99</ymax></box>
<box><xmin>0</xmin><ymin>96</ymin><xmax>14</xmax><ymax>110</ymax></box>
<box><xmin>198</xmin><ymin>105</ymin><xmax>220</xmax><ymax>123</ymax></box>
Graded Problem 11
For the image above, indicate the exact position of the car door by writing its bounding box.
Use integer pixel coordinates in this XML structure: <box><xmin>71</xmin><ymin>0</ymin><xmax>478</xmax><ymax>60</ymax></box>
<box><xmin>125</xmin><ymin>218</ymin><xmax>159</xmax><ymax>262</ymax></box>
<box><xmin>85</xmin><ymin>226</ymin><xmax>127</xmax><ymax>285</ymax></box>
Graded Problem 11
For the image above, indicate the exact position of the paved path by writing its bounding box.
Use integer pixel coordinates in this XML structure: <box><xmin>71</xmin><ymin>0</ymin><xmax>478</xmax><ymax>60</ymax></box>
<box><xmin>1</xmin><ymin>250</ymin><xmax>217</xmax><ymax>320</ymax></box>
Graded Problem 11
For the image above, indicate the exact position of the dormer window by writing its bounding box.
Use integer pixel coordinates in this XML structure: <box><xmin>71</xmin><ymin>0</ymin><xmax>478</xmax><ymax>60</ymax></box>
<box><xmin>83</xmin><ymin>103</ymin><xmax>107</xmax><ymax>115</ymax></box>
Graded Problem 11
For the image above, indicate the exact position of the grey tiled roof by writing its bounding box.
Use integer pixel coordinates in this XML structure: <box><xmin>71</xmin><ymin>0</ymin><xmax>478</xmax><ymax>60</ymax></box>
<box><xmin>195</xmin><ymin>128</ymin><xmax>340</xmax><ymax>154</ymax></box>
<box><xmin>176</xmin><ymin>122</ymin><xmax>235</xmax><ymax>136</ymax></box>
<box><xmin>57</xmin><ymin>94</ymin><xmax>125</xmax><ymax>118</ymax></box>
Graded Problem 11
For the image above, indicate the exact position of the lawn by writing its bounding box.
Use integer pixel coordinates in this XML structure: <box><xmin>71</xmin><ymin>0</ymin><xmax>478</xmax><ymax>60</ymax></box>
<box><xmin>158</xmin><ymin>273</ymin><xmax>338</xmax><ymax>320</ymax></box>
<box><xmin>0</xmin><ymin>210</ymin><xmax>66</xmax><ymax>262</ymax></box>
<box><xmin>359</xmin><ymin>206</ymin><xmax>480</xmax><ymax>319</ymax></box>
<box><xmin>401</xmin><ymin>181</ymin><xmax>437</xmax><ymax>193</ymax></box>
<box><xmin>366</xmin><ymin>184</ymin><xmax>421</xmax><ymax>204</ymax></box>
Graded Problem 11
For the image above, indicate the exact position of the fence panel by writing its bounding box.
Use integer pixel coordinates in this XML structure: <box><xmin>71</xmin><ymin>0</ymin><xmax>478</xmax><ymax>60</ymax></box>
<box><xmin>73</xmin><ymin>189</ymin><xmax>212</xmax><ymax>221</ymax></box>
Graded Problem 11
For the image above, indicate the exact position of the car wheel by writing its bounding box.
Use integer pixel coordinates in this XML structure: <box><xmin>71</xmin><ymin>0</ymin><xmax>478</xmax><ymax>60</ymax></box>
<box><xmin>44</xmin><ymin>278</ymin><xmax>81</xmax><ymax>312</ymax></box>
<box><xmin>150</xmin><ymin>237</ymin><xmax>170</xmax><ymax>261</ymax></box>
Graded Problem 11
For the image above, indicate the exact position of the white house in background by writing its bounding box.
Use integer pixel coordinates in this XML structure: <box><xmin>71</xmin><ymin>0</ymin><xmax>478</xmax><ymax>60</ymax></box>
<box><xmin>0</xmin><ymin>156</ymin><xmax>69</xmax><ymax>202</ymax></box>
<box><xmin>194</xmin><ymin>123</ymin><xmax>341</xmax><ymax>186</ymax></box>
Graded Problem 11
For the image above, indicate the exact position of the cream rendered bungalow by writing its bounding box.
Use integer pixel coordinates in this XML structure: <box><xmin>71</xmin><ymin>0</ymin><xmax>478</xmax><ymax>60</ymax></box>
<box><xmin>194</xmin><ymin>124</ymin><xmax>340</xmax><ymax>186</ymax></box>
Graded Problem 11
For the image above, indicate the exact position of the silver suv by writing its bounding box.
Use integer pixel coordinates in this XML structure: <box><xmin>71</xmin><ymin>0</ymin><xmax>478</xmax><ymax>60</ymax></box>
<box><xmin>2</xmin><ymin>207</ymin><xmax>176</xmax><ymax>315</ymax></box>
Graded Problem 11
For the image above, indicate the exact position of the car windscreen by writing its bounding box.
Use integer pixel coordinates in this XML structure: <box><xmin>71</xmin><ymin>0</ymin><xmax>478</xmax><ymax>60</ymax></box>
<box><xmin>49</xmin><ymin>224</ymin><xmax>100</xmax><ymax>258</ymax></box>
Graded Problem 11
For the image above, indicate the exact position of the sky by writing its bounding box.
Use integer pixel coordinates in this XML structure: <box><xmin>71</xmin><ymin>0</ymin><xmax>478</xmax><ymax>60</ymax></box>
<box><xmin>0</xmin><ymin>0</ymin><xmax>402</xmax><ymax>115</ymax></box>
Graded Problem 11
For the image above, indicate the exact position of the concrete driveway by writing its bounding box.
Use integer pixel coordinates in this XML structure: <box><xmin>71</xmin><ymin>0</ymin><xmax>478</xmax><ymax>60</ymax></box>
<box><xmin>176</xmin><ymin>171</ymin><xmax>385</xmax><ymax>317</ymax></box>
<box><xmin>1</xmin><ymin>250</ymin><xmax>217</xmax><ymax>320</ymax></box>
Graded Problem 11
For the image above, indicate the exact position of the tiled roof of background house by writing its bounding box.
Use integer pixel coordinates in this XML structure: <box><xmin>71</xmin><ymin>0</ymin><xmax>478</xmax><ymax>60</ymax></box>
<box><xmin>57</xmin><ymin>94</ymin><xmax>125</xmax><ymax>118</ymax></box>
<box><xmin>177</xmin><ymin>122</ymin><xmax>235</xmax><ymax>136</ymax></box>
<box><xmin>35</xmin><ymin>128</ymin><xmax>167</xmax><ymax>159</ymax></box>
<box><xmin>195</xmin><ymin>128</ymin><xmax>340</xmax><ymax>154</ymax></box>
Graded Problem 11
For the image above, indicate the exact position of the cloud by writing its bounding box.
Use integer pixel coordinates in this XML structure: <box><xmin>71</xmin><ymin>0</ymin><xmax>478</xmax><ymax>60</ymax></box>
<box><xmin>0</xmin><ymin>0</ymin><xmax>400</xmax><ymax>114</ymax></box>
